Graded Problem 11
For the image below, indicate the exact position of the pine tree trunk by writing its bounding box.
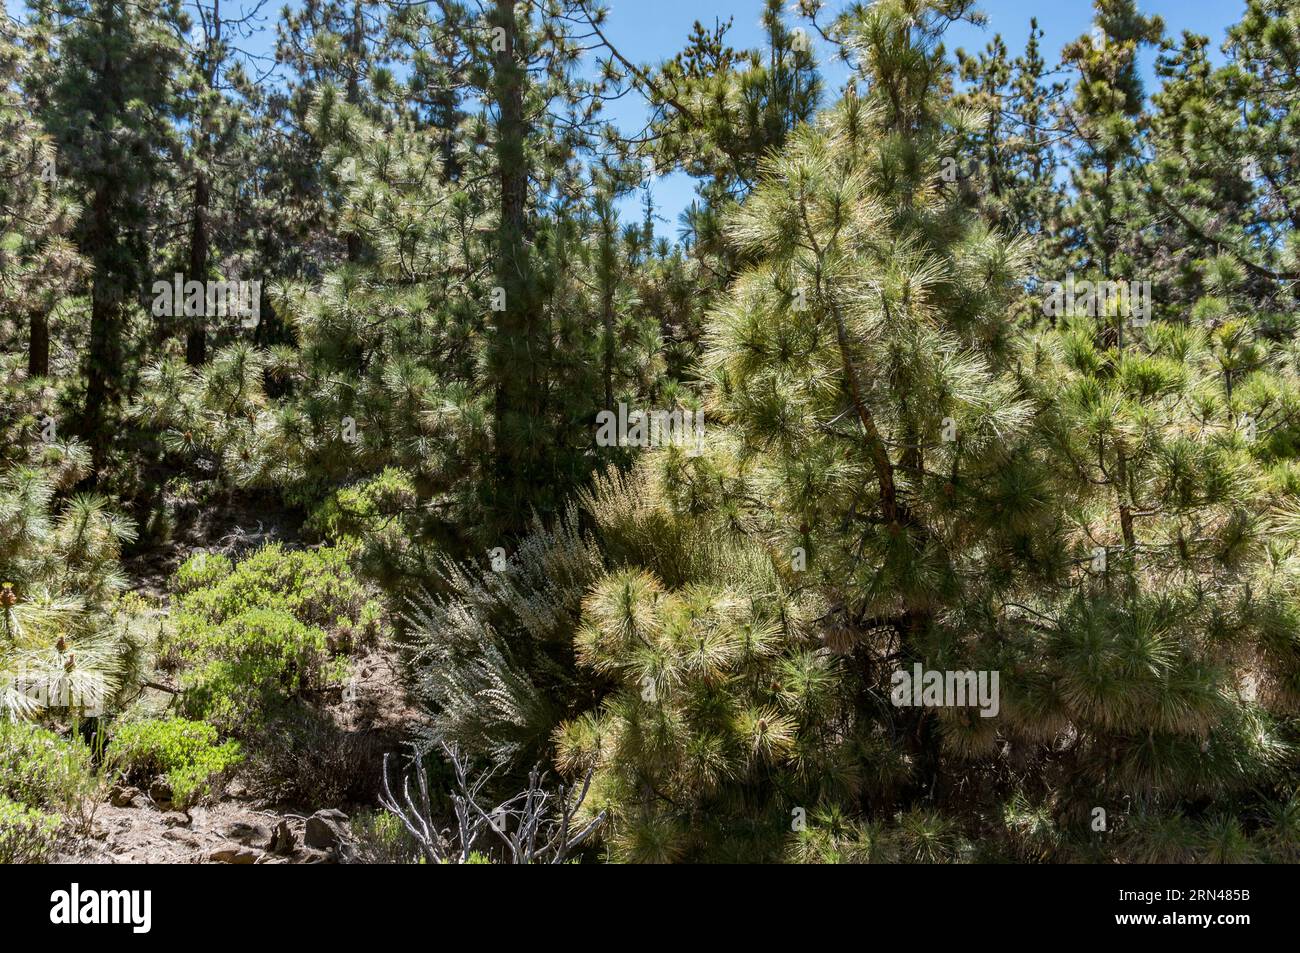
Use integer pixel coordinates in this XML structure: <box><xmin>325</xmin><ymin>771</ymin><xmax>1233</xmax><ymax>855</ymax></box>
<box><xmin>81</xmin><ymin>2</ymin><xmax>125</xmax><ymax>473</ymax></box>
<box><xmin>602</xmin><ymin>284</ymin><xmax>614</xmax><ymax>411</ymax></box>
<box><xmin>600</xmin><ymin>209</ymin><xmax>615</xmax><ymax>410</ymax></box>
<box><xmin>84</xmin><ymin>188</ymin><xmax>118</xmax><ymax>472</ymax></box>
<box><xmin>186</xmin><ymin>1</ymin><xmax>218</xmax><ymax>366</ymax></box>
<box><xmin>489</xmin><ymin>0</ymin><xmax>539</xmax><ymax>530</ymax></box>
<box><xmin>28</xmin><ymin>308</ymin><xmax>49</xmax><ymax>377</ymax></box>
<box><xmin>345</xmin><ymin>0</ymin><xmax>363</xmax><ymax>263</ymax></box>
<box><xmin>186</xmin><ymin>168</ymin><xmax>209</xmax><ymax>366</ymax></box>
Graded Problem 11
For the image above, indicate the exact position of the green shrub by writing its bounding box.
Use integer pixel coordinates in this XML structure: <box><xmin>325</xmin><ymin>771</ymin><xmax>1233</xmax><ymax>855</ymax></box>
<box><xmin>0</xmin><ymin>796</ymin><xmax>61</xmax><ymax>863</ymax></box>
<box><xmin>306</xmin><ymin>468</ymin><xmax>418</xmax><ymax>544</ymax></box>
<box><xmin>106</xmin><ymin>717</ymin><xmax>242</xmax><ymax>809</ymax></box>
<box><xmin>0</xmin><ymin>720</ymin><xmax>94</xmax><ymax>812</ymax></box>
<box><xmin>171</xmin><ymin>552</ymin><xmax>233</xmax><ymax>594</ymax></box>
<box><xmin>349</xmin><ymin>809</ymin><xmax>420</xmax><ymax>864</ymax></box>
<box><xmin>178</xmin><ymin>608</ymin><xmax>343</xmax><ymax>733</ymax></box>
<box><xmin>165</xmin><ymin>544</ymin><xmax>383</xmax><ymax>733</ymax></box>
<box><xmin>173</xmin><ymin>543</ymin><xmax>381</xmax><ymax>635</ymax></box>
<box><xmin>306</xmin><ymin>469</ymin><xmax>435</xmax><ymax>595</ymax></box>
<box><xmin>0</xmin><ymin>721</ymin><xmax>97</xmax><ymax>862</ymax></box>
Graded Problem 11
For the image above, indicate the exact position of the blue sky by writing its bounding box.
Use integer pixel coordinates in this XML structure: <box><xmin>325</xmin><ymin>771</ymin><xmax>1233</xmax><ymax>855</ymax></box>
<box><xmin>597</xmin><ymin>0</ymin><xmax>1247</xmax><ymax>234</ymax></box>
<box><xmin>12</xmin><ymin>0</ymin><xmax>1245</xmax><ymax>235</ymax></box>
<box><xmin>193</xmin><ymin>0</ymin><xmax>1246</xmax><ymax>236</ymax></box>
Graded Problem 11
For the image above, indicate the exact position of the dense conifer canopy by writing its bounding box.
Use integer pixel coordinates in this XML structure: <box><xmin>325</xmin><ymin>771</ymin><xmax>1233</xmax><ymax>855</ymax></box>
<box><xmin>1</xmin><ymin>0</ymin><xmax>1298</xmax><ymax>866</ymax></box>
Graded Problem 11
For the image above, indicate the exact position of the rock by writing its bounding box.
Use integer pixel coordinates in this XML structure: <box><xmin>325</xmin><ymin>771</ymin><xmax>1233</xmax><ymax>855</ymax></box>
<box><xmin>110</xmin><ymin>786</ymin><xmax>142</xmax><ymax>808</ymax></box>
<box><xmin>269</xmin><ymin>819</ymin><xmax>296</xmax><ymax>855</ymax></box>
<box><xmin>148</xmin><ymin>777</ymin><xmax>173</xmax><ymax>808</ymax></box>
<box><xmin>303</xmin><ymin>809</ymin><xmax>349</xmax><ymax>851</ymax></box>
<box><xmin>209</xmin><ymin>846</ymin><xmax>260</xmax><ymax>864</ymax></box>
<box><xmin>161</xmin><ymin>812</ymin><xmax>191</xmax><ymax>828</ymax></box>
<box><xmin>222</xmin><ymin>821</ymin><xmax>270</xmax><ymax>846</ymax></box>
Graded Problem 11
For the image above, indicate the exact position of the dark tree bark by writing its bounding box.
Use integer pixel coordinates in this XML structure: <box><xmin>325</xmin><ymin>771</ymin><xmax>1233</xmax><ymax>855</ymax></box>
<box><xmin>345</xmin><ymin>0</ymin><xmax>364</xmax><ymax>263</ymax></box>
<box><xmin>80</xmin><ymin>5</ymin><xmax>126</xmax><ymax>472</ymax></box>
<box><xmin>488</xmin><ymin>0</ymin><xmax>542</xmax><ymax>532</ymax></box>
<box><xmin>28</xmin><ymin>309</ymin><xmax>49</xmax><ymax>377</ymax></box>
<box><xmin>186</xmin><ymin>0</ymin><xmax>222</xmax><ymax>366</ymax></box>
<box><xmin>186</xmin><ymin>167</ymin><xmax>209</xmax><ymax>366</ymax></box>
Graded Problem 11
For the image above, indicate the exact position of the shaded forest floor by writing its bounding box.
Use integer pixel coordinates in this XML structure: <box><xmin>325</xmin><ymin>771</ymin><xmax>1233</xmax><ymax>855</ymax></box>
<box><xmin>58</xmin><ymin>498</ymin><xmax>419</xmax><ymax>864</ymax></box>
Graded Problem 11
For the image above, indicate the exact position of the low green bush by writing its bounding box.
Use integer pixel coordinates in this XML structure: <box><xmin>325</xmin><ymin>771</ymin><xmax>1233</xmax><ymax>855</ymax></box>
<box><xmin>0</xmin><ymin>719</ymin><xmax>94</xmax><ymax>813</ymax></box>
<box><xmin>0</xmin><ymin>721</ymin><xmax>100</xmax><ymax>861</ymax></box>
<box><xmin>178</xmin><ymin>608</ymin><xmax>343</xmax><ymax>733</ymax></box>
<box><xmin>173</xmin><ymin>543</ymin><xmax>381</xmax><ymax>635</ymax></box>
<box><xmin>106</xmin><ymin>717</ymin><xmax>242</xmax><ymax>809</ymax></box>
<box><xmin>0</xmin><ymin>796</ymin><xmax>61</xmax><ymax>863</ymax></box>
<box><xmin>306</xmin><ymin>468</ymin><xmax>418</xmax><ymax>544</ymax></box>
<box><xmin>165</xmin><ymin>544</ymin><xmax>383</xmax><ymax>733</ymax></box>
<box><xmin>171</xmin><ymin>551</ymin><xmax>233</xmax><ymax>594</ymax></box>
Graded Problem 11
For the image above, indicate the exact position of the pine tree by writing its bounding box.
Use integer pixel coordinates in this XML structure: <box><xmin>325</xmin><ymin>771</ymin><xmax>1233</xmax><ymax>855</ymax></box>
<box><xmin>0</xmin><ymin>3</ymin><xmax>84</xmax><ymax>379</ymax></box>
<box><xmin>1145</xmin><ymin>0</ymin><xmax>1300</xmax><ymax>316</ymax></box>
<box><xmin>395</xmin><ymin>0</ymin><xmax>659</xmax><ymax>536</ymax></box>
<box><xmin>540</xmin><ymin>0</ymin><xmax>1300</xmax><ymax>861</ymax></box>
<box><xmin>1055</xmin><ymin>0</ymin><xmax>1163</xmax><ymax>342</ymax></box>
<box><xmin>178</xmin><ymin>1</ymin><xmax>265</xmax><ymax>366</ymax></box>
<box><xmin>0</xmin><ymin>452</ymin><xmax>141</xmax><ymax>720</ymax></box>
<box><xmin>626</xmin><ymin>0</ymin><xmax>823</xmax><ymax>353</ymax></box>
<box><xmin>954</xmin><ymin>18</ymin><xmax>1067</xmax><ymax>274</ymax></box>
<box><xmin>271</xmin><ymin>92</ymin><xmax>492</xmax><ymax>513</ymax></box>
<box><xmin>275</xmin><ymin>0</ymin><xmax>397</xmax><ymax>265</ymax></box>
<box><xmin>704</xmin><ymin>0</ymin><xmax>1048</xmax><ymax>793</ymax></box>
<box><xmin>38</xmin><ymin>0</ymin><xmax>186</xmax><ymax>472</ymax></box>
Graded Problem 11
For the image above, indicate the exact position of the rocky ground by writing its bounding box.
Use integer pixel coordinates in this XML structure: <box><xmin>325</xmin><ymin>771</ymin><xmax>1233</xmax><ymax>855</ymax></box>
<box><xmin>55</xmin><ymin>650</ymin><xmax>411</xmax><ymax>864</ymax></box>
<box><xmin>54</xmin><ymin>496</ymin><xmax>418</xmax><ymax>865</ymax></box>
<box><xmin>53</xmin><ymin>646</ymin><xmax>414</xmax><ymax>865</ymax></box>
<box><xmin>60</xmin><ymin>796</ymin><xmax>353</xmax><ymax>865</ymax></box>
